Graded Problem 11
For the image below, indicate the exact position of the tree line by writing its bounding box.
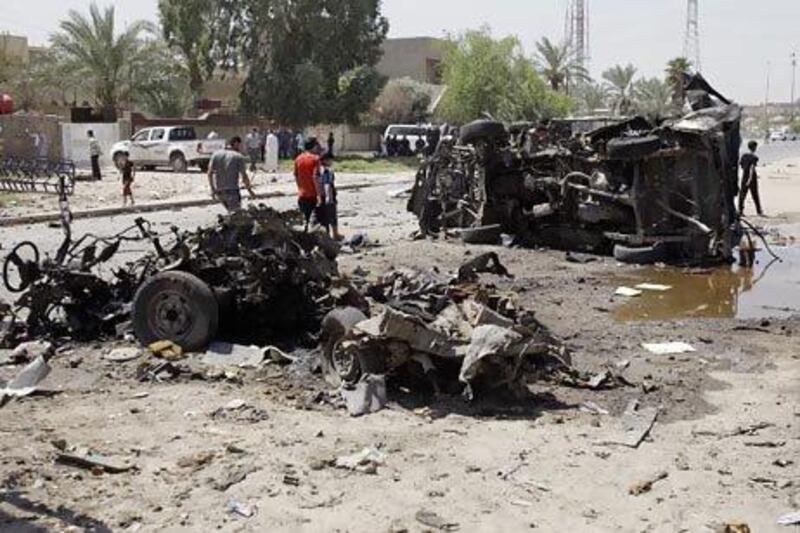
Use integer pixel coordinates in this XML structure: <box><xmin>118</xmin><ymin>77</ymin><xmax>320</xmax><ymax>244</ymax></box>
<box><xmin>0</xmin><ymin>2</ymin><xmax>695</xmax><ymax>126</ymax></box>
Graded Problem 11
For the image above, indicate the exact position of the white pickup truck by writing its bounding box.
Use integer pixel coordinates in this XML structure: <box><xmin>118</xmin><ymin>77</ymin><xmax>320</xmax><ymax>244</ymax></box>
<box><xmin>110</xmin><ymin>126</ymin><xmax>226</xmax><ymax>173</ymax></box>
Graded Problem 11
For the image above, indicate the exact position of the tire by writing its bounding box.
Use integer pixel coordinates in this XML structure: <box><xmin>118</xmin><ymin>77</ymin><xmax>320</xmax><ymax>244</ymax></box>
<box><xmin>113</xmin><ymin>152</ymin><xmax>127</xmax><ymax>170</ymax></box>
<box><xmin>459</xmin><ymin>120</ymin><xmax>507</xmax><ymax>145</ymax></box>
<box><xmin>613</xmin><ymin>243</ymin><xmax>668</xmax><ymax>265</ymax></box>
<box><xmin>170</xmin><ymin>152</ymin><xmax>188</xmax><ymax>173</ymax></box>
<box><xmin>320</xmin><ymin>307</ymin><xmax>367</xmax><ymax>385</ymax></box>
<box><xmin>132</xmin><ymin>271</ymin><xmax>219</xmax><ymax>352</ymax></box>
<box><xmin>461</xmin><ymin>224</ymin><xmax>503</xmax><ymax>245</ymax></box>
<box><xmin>606</xmin><ymin>135</ymin><xmax>661</xmax><ymax>160</ymax></box>
<box><xmin>197</xmin><ymin>161</ymin><xmax>209</xmax><ymax>173</ymax></box>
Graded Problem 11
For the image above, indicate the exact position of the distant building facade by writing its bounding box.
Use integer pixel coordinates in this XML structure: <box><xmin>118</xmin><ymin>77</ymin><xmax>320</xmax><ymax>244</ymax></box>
<box><xmin>377</xmin><ymin>37</ymin><xmax>445</xmax><ymax>85</ymax></box>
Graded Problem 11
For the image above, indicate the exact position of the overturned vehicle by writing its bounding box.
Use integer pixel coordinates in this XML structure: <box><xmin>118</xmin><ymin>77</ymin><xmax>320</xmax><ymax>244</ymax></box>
<box><xmin>409</xmin><ymin>74</ymin><xmax>742</xmax><ymax>265</ymax></box>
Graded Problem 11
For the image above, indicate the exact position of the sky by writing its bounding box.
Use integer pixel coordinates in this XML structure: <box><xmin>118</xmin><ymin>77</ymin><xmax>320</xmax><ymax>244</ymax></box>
<box><xmin>2</xmin><ymin>0</ymin><xmax>798</xmax><ymax>105</ymax></box>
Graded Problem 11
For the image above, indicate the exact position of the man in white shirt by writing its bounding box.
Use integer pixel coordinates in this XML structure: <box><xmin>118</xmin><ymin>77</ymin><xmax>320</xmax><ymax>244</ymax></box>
<box><xmin>88</xmin><ymin>130</ymin><xmax>102</xmax><ymax>181</ymax></box>
<box><xmin>245</xmin><ymin>128</ymin><xmax>261</xmax><ymax>172</ymax></box>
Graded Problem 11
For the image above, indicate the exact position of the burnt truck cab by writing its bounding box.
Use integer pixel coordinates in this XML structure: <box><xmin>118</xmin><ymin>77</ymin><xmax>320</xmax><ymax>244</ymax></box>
<box><xmin>408</xmin><ymin>73</ymin><xmax>742</xmax><ymax>265</ymax></box>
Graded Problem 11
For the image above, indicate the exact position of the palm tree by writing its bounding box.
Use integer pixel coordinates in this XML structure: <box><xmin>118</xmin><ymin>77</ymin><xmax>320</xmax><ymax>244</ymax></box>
<box><xmin>602</xmin><ymin>64</ymin><xmax>638</xmax><ymax>116</ymax></box>
<box><xmin>535</xmin><ymin>37</ymin><xmax>589</xmax><ymax>94</ymax></box>
<box><xmin>665</xmin><ymin>57</ymin><xmax>693</xmax><ymax>106</ymax></box>
<box><xmin>51</xmin><ymin>3</ymin><xmax>154</xmax><ymax>112</ymax></box>
<box><xmin>633</xmin><ymin>77</ymin><xmax>673</xmax><ymax>120</ymax></box>
<box><xmin>576</xmin><ymin>82</ymin><xmax>609</xmax><ymax>114</ymax></box>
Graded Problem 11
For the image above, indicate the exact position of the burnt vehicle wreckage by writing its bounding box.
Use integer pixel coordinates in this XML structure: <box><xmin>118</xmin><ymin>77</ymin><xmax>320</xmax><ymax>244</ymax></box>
<box><xmin>408</xmin><ymin>74</ymin><xmax>744</xmax><ymax>265</ymax></box>
<box><xmin>1</xmin><ymin>204</ymin><xmax>570</xmax><ymax>408</ymax></box>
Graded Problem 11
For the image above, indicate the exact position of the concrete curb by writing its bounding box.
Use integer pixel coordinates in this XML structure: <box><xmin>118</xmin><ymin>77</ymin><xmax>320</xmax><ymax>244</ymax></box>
<box><xmin>0</xmin><ymin>179</ymin><xmax>412</xmax><ymax>228</ymax></box>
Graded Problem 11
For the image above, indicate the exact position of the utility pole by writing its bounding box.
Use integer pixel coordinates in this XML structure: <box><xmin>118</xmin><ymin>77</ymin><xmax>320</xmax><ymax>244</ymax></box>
<box><xmin>683</xmin><ymin>0</ymin><xmax>701</xmax><ymax>71</ymax></box>
<box><xmin>791</xmin><ymin>51</ymin><xmax>797</xmax><ymax>123</ymax></box>
<box><xmin>764</xmin><ymin>61</ymin><xmax>771</xmax><ymax>138</ymax></box>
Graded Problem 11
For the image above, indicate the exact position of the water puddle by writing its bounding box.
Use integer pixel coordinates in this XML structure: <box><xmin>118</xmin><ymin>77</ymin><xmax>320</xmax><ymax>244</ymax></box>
<box><xmin>612</xmin><ymin>246</ymin><xmax>800</xmax><ymax>321</ymax></box>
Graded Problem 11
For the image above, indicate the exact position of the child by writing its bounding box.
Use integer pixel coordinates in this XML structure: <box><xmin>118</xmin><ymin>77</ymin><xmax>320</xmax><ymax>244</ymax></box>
<box><xmin>120</xmin><ymin>154</ymin><xmax>135</xmax><ymax>207</ymax></box>
<box><xmin>320</xmin><ymin>152</ymin><xmax>343</xmax><ymax>240</ymax></box>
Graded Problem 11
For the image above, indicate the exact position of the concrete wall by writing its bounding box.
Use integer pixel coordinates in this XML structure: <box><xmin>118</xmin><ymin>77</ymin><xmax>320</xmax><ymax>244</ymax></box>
<box><xmin>0</xmin><ymin>114</ymin><xmax>61</xmax><ymax>160</ymax></box>
<box><xmin>305</xmin><ymin>124</ymin><xmax>384</xmax><ymax>153</ymax></box>
<box><xmin>377</xmin><ymin>37</ymin><xmax>445</xmax><ymax>85</ymax></box>
<box><xmin>61</xmin><ymin>123</ymin><xmax>121</xmax><ymax>168</ymax></box>
<box><xmin>0</xmin><ymin>35</ymin><xmax>30</xmax><ymax>64</ymax></box>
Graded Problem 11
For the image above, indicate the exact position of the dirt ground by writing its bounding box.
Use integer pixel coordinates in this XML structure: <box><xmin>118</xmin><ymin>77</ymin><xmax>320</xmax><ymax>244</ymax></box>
<box><xmin>1</xmin><ymin>163</ymin><xmax>799</xmax><ymax>532</ymax></box>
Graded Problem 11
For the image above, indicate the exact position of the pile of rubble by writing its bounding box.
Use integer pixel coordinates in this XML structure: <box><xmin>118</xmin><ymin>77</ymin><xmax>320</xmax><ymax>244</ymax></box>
<box><xmin>408</xmin><ymin>73</ymin><xmax>743</xmax><ymax>265</ymax></box>
<box><xmin>1</xmin><ymin>206</ymin><xmax>341</xmax><ymax>350</ymax></box>
<box><xmin>320</xmin><ymin>253</ymin><xmax>570</xmax><ymax>415</ymax></box>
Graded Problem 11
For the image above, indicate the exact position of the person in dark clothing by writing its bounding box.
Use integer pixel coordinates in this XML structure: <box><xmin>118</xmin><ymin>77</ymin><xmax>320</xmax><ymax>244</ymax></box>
<box><xmin>738</xmin><ymin>140</ymin><xmax>764</xmax><ymax>216</ymax></box>
<box><xmin>319</xmin><ymin>152</ymin><xmax>342</xmax><ymax>240</ymax></box>
<box><xmin>120</xmin><ymin>153</ymin><xmax>135</xmax><ymax>207</ymax></box>
<box><xmin>327</xmin><ymin>132</ymin><xmax>335</xmax><ymax>155</ymax></box>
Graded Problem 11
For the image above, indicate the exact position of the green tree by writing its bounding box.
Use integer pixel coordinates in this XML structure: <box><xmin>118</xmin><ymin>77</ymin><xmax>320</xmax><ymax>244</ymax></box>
<box><xmin>211</xmin><ymin>0</ymin><xmax>389</xmax><ymax>126</ymax></box>
<box><xmin>437</xmin><ymin>28</ymin><xmax>572</xmax><ymax>124</ymax></box>
<box><xmin>575</xmin><ymin>82</ymin><xmax>609</xmax><ymax>114</ymax></box>
<box><xmin>534</xmin><ymin>37</ymin><xmax>588</xmax><ymax>94</ymax></box>
<box><xmin>633</xmin><ymin>77</ymin><xmax>673</xmax><ymax>120</ymax></box>
<box><xmin>370</xmin><ymin>77</ymin><xmax>435</xmax><ymax>125</ymax></box>
<box><xmin>129</xmin><ymin>41</ymin><xmax>192</xmax><ymax>117</ymax></box>
<box><xmin>50</xmin><ymin>3</ymin><xmax>154</xmax><ymax>112</ymax></box>
<box><xmin>602</xmin><ymin>64</ymin><xmax>638</xmax><ymax>116</ymax></box>
<box><xmin>158</xmin><ymin>0</ymin><xmax>215</xmax><ymax>94</ymax></box>
<box><xmin>666</xmin><ymin>57</ymin><xmax>692</xmax><ymax>106</ymax></box>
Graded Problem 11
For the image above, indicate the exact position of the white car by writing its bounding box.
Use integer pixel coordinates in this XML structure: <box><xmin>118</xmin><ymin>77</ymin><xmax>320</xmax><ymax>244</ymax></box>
<box><xmin>111</xmin><ymin>126</ymin><xmax>226</xmax><ymax>172</ymax></box>
<box><xmin>769</xmin><ymin>131</ymin><xmax>787</xmax><ymax>142</ymax></box>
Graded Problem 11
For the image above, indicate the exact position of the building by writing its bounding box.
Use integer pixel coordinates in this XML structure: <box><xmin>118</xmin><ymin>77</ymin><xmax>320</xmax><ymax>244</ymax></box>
<box><xmin>377</xmin><ymin>37</ymin><xmax>445</xmax><ymax>85</ymax></box>
<box><xmin>0</xmin><ymin>34</ymin><xmax>30</xmax><ymax>64</ymax></box>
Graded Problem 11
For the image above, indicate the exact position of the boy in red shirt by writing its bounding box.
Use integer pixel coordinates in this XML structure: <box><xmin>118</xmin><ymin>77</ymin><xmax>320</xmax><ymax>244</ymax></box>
<box><xmin>294</xmin><ymin>138</ymin><xmax>322</xmax><ymax>231</ymax></box>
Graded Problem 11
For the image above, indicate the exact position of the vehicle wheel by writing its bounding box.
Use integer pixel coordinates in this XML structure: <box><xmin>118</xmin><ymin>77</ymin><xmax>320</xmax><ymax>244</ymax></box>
<box><xmin>3</xmin><ymin>241</ymin><xmax>40</xmax><ymax>293</ymax></box>
<box><xmin>613</xmin><ymin>243</ymin><xmax>668</xmax><ymax>265</ymax></box>
<box><xmin>461</xmin><ymin>224</ymin><xmax>503</xmax><ymax>245</ymax></box>
<box><xmin>113</xmin><ymin>152</ymin><xmax>127</xmax><ymax>170</ymax></box>
<box><xmin>170</xmin><ymin>153</ymin><xmax>188</xmax><ymax>173</ymax></box>
<box><xmin>607</xmin><ymin>135</ymin><xmax>662</xmax><ymax>160</ymax></box>
<box><xmin>132</xmin><ymin>271</ymin><xmax>218</xmax><ymax>352</ymax></box>
<box><xmin>320</xmin><ymin>307</ymin><xmax>367</xmax><ymax>386</ymax></box>
<box><xmin>197</xmin><ymin>161</ymin><xmax>209</xmax><ymax>173</ymax></box>
<box><xmin>459</xmin><ymin>120</ymin><xmax>507</xmax><ymax>145</ymax></box>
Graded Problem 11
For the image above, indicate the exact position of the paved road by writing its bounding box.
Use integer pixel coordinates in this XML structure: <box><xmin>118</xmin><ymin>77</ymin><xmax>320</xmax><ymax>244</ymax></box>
<box><xmin>749</xmin><ymin>139</ymin><xmax>800</xmax><ymax>165</ymax></box>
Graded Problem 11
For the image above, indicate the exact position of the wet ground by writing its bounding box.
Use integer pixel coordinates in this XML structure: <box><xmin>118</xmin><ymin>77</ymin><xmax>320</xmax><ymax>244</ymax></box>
<box><xmin>613</xmin><ymin>245</ymin><xmax>800</xmax><ymax>322</ymax></box>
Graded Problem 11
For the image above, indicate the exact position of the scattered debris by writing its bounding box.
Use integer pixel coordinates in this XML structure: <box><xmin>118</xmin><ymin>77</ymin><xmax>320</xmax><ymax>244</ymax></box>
<box><xmin>635</xmin><ymin>283</ymin><xmax>672</xmax><ymax>292</ymax></box>
<box><xmin>777</xmin><ymin>511</ymin><xmax>800</xmax><ymax>526</ymax></box>
<box><xmin>227</xmin><ymin>499</ymin><xmax>255</xmax><ymax>518</ymax></box>
<box><xmin>0</xmin><ymin>355</ymin><xmax>51</xmax><ymax>405</ymax></box>
<box><xmin>335</xmin><ymin>447</ymin><xmax>386</xmax><ymax>474</ymax></box>
<box><xmin>210</xmin><ymin>401</ymin><xmax>269</xmax><ymax>424</ymax></box>
<box><xmin>148</xmin><ymin>340</ymin><xmax>184</xmax><ymax>361</ymax></box>
<box><xmin>629</xmin><ymin>470</ymin><xmax>669</xmax><ymax>496</ymax></box>
<box><xmin>721</xmin><ymin>522</ymin><xmax>752</xmax><ymax>533</ymax></box>
<box><xmin>615</xmin><ymin>287</ymin><xmax>643</xmax><ymax>298</ymax></box>
<box><xmin>642</xmin><ymin>342</ymin><xmax>696</xmax><ymax>355</ymax></box>
<box><xmin>54</xmin><ymin>442</ymin><xmax>136</xmax><ymax>474</ymax></box>
<box><xmin>598</xmin><ymin>406</ymin><xmax>658</xmax><ymax>448</ymax></box>
<box><xmin>415</xmin><ymin>509</ymin><xmax>460</xmax><ymax>531</ymax></box>
<box><xmin>199</xmin><ymin>342</ymin><xmax>265</xmax><ymax>369</ymax></box>
<box><xmin>341</xmin><ymin>374</ymin><xmax>388</xmax><ymax>417</ymax></box>
<box><xmin>104</xmin><ymin>347</ymin><xmax>142</xmax><ymax>363</ymax></box>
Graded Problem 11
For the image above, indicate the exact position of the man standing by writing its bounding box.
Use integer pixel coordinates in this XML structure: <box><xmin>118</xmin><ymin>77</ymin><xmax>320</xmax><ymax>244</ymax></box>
<box><xmin>738</xmin><ymin>140</ymin><xmax>765</xmax><ymax>217</ymax></box>
<box><xmin>245</xmin><ymin>128</ymin><xmax>261</xmax><ymax>172</ymax></box>
<box><xmin>265</xmin><ymin>130</ymin><xmax>280</xmax><ymax>173</ymax></box>
<box><xmin>208</xmin><ymin>136</ymin><xmax>256</xmax><ymax>212</ymax></box>
<box><xmin>327</xmin><ymin>131</ymin><xmax>335</xmax><ymax>155</ymax></box>
<box><xmin>294</xmin><ymin>138</ymin><xmax>322</xmax><ymax>232</ymax></box>
<box><xmin>88</xmin><ymin>130</ymin><xmax>102</xmax><ymax>181</ymax></box>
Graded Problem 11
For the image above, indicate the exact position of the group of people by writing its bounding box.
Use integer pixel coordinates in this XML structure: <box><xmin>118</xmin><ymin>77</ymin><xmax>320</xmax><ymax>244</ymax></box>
<box><xmin>206</xmin><ymin>135</ymin><xmax>341</xmax><ymax>240</ymax></box>
<box><xmin>242</xmin><ymin>128</ymin><xmax>336</xmax><ymax>171</ymax></box>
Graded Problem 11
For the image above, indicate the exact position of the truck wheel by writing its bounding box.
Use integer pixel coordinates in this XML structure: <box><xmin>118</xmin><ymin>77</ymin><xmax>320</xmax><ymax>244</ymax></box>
<box><xmin>132</xmin><ymin>271</ymin><xmax>218</xmax><ymax>352</ymax></box>
<box><xmin>606</xmin><ymin>135</ymin><xmax>661</xmax><ymax>160</ymax></box>
<box><xmin>613</xmin><ymin>243</ymin><xmax>668</xmax><ymax>265</ymax></box>
<box><xmin>170</xmin><ymin>153</ymin><xmax>188</xmax><ymax>173</ymax></box>
<box><xmin>320</xmin><ymin>307</ymin><xmax>367</xmax><ymax>385</ymax></box>
<box><xmin>459</xmin><ymin>120</ymin><xmax>507</xmax><ymax>145</ymax></box>
<box><xmin>113</xmin><ymin>152</ymin><xmax>127</xmax><ymax>170</ymax></box>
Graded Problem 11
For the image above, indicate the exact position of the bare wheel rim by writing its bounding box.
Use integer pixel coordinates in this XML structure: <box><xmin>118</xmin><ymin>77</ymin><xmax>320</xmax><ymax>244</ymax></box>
<box><xmin>148</xmin><ymin>290</ymin><xmax>194</xmax><ymax>340</ymax></box>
